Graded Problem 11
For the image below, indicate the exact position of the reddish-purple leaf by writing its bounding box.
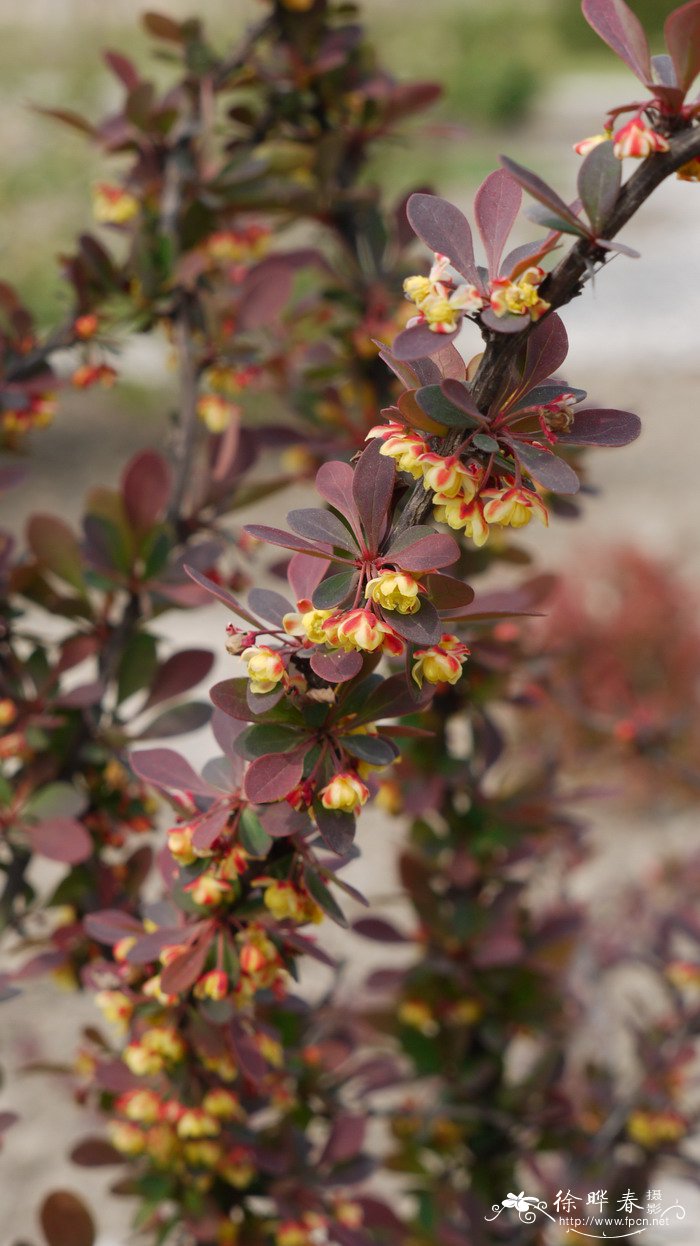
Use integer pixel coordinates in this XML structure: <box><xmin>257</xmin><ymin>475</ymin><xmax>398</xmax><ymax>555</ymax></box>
<box><xmin>136</xmin><ymin>701</ymin><xmax>211</xmax><ymax>739</ymax></box>
<box><xmin>191</xmin><ymin>805</ymin><xmax>231</xmax><ymax>851</ymax></box>
<box><xmin>434</xmin><ymin>341</ymin><xmax>468</xmax><ymax>380</ymax></box>
<box><xmin>320</xmin><ymin>1114</ymin><xmax>367</xmax><ymax>1167</ymax></box>
<box><xmin>103</xmin><ymin>50</ymin><xmax>140</xmax><ymax>88</ymax></box>
<box><xmin>440</xmin><ymin>379</ymin><xmax>486</xmax><ymax>422</ymax></box>
<box><xmin>519</xmin><ymin>313</ymin><xmax>569</xmax><ymax>392</ymax></box>
<box><xmin>121</xmin><ymin>450</ymin><xmax>171</xmax><ymax>533</ymax></box>
<box><xmin>407</xmin><ymin>192</ymin><xmax>481</xmax><ymax>286</ymax></box>
<box><xmin>244</xmin><ymin>524</ymin><xmax>336</xmax><ymax>560</ymax></box>
<box><xmin>313</xmin><ymin>805</ymin><xmax>356</xmax><ymax>856</ymax></box>
<box><xmin>310</xmin><ymin>649</ymin><xmax>363</xmax><ymax>683</ymax></box>
<box><xmin>287</xmin><ymin>508</ymin><xmax>357</xmax><ymax>552</ymax></box>
<box><xmin>376</xmin><ymin>344</ymin><xmax>422</xmax><ymax>389</ymax></box>
<box><xmin>244</xmin><ymin>748</ymin><xmax>307</xmax><ymax>803</ymax></box>
<box><xmin>40</xmin><ymin>1191</ymin><xmax>96</xmax><ymax>1246</ymax></box>
<box><xmin>129</xmin><ymin>747</ymin><xmax>215</xmax><ymax>796</ymax></box>
<box><xmin>315</xmin><ymin>460</ymin><xmax>362</xmax><ymax>531</ymax></box>
<box><xmin>229</xmin><ymin>1023</ymin><xmax>269</xmax><ymax>1084</ymax></box>
<box><xmin>352</xmin><ymin>672</ymin><xmax>432</xmax><ymax>727</ymax></box>
<box><xmin>480</xmin><ymin>307</ymin><xmax>531</xmax><ymax>335</ymax></box>
<box><xmin>502</xmin><ymin>236</ymin><xmax>559</xmax><ymax>277</ymax></box>
<box><xmin>665</xmin><ymin>1</ymin><xmax>700</xmax><ymax>91</ymax></box>
<box><xmin>160</xmin><ymin>939</ymin><xmax>209</xmax><ymax>995</ymax></box>
<box><xmin>510</xmin><ymin>441</ymin><xmax>580</xmax><ymax>495</ymax></box>
<box><xmin>352</xmin><ymin>439</ymin><xmax>395</xmax><ymax>549</ymax></box>
<box><xmin>70</xmin><ymin>1138</ymin><xmax>124</xmax><ymax>1168</ymax></box>
<box><xmin>211</xmin><ymin>708</ymin><xmax>246</xmax><ymax>761</ymax></box>
<box><xmin>474</xmin><ymin>168</ymin><xmax>522</xmax><ymax>277</ymax></box>
<box><xmin>381</xmin><ymin>600</ymin><xmax>441</xmax><ymax>645</ymax></box>
<box><xmin>582</xmin><ymin>0</ymin><xmax>652</xmax><ymax>83</ymax></box>
<box><xmin>386</xmin><ymin>527</ymin><xmax>460</xmax><ymax>571</ymax></box>
<box><xmin>183</xmin><ymin>565</ymin><xmax>261</xmax><ymax>626</ymax></box>
<box><xmin>259</xmin><ymin>801</ymin><xmax>308</xmax><ymax>838</ymax></box>
<box><xmin>353</xmin><ymin>917</ymin><xmax>410</xmax><ymax>943</ymax></box>
<box><xmin>26</xmin><ymin>818</ymin><xmax>92</xmax><ymax>865</ymax></box>
<box><xmin>556</xmin><ymin>407</ymin><xmax>641</xmax><ymax>447</ymax></box>
<box><xmin>500</xmin><ymin>155</ymin><xmax>582</xmax><ymax>230</ymax></box>
<box><xmin>237</xmin><ymin>258</ymin><xmax>293</xmax><ymax>330</ymax></box>
<box><xmin>210</xmin><ymin>678</ymin><xmax>255</xmax><ymax>722</ymax></box>
<box><xmin>144</xmin><ymin>649</ymin><xmax>214</xmax><ymax>709</ymax></box>
<box><xmin>125</xmin><ymin>925</ymin><xmax>190</xmax><ymax>965</ymax></box>
<box><xmin>425</xmin><ymin>572</ymin><xmax>475</xmax><ymax>610</ymax></box>
<box><xmin>248</xmin><ymin>588</ymin><xmax>293</xmax><ymax>626</ymax></box>
<box><xmin>391</xmin><ymin>322</ymin><xmax>453</xmax><ymax>361</ymax></box>
<box><xmin>83</xmin><ymin>910</ymin><xmax>142</xmax><ymax>944</ymax></box>
<box><xmin>288</xmin><ymin>551</ymin><xmax>331</xmax><ymax>602</ymax></box>
<box><xmin>578</xmin><ymin>141</ymin><xmax>621</xmax><ymax>235</ymax></box>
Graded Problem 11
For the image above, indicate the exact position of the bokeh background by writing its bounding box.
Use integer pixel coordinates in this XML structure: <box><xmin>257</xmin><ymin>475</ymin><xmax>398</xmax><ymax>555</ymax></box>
<box><xmin>1</xmin><ymin>1</ymin><xmax>700</xmax><ymax>1242</ymax></box>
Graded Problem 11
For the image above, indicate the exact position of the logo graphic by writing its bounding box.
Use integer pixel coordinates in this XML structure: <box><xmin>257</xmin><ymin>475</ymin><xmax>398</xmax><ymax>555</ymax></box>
<box><xmin>486</xmin><ymin>1189</ymin><xmax>687</xmax><ymax>1239</ymax></box>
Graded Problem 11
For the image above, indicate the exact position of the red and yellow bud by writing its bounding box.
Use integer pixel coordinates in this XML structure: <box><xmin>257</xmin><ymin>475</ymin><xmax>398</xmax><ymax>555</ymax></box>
<box><xmin>177</xmin><ymin>1108</ymin><xmax>221</xmax><ymax>1139</ymax></box>
<box><xmin>116</xmin><ymin>1089</ymin><xmax>162</xmax><ymax>1124</ymax></box>
<box><xmin>202</xmin><ymin>1088</ymin><xmax>244</xmax><ymax>1120</ymax></box>
<box><xmin>573</xmin><ymin>130</ymin><xmax>612</xmax><ymax>156</ymax></box>
<box><xmin>489</xmin><ymin>267</ymin><xmax>549</xmax><ymax>322</ymax></box>
<box><xmin>319</xmin><ymin>771</ymin><xmax>369</xmax><ymax>815</ymax></box>
<box><xmin>329</xmin><ymin>608</ymin><xmax>404</xmax><ymax>656</ymax></box>
<box><xmin>108</xmin><ymin>1120</ymin><xmax>145</xmax><ymax>1155</ymax></box>
<box><xmin>299</xmin><ymin>607</ymin><xmax>335</xmax><ymax>644</ymax></box>
<box><xmin>197</xmin><ymin>394</ymin><xmax>240</xmax><ymax>434</ymax></box>
<box><xmin>93</xmin><ymin>183</ymin><xmax>139</xmax><ymax>225</ymax></box>
<box><xmin>241</xmin><ymin>644</ymin><xmax>286</xmax><ymax>694</ymax></box>
<box><xmin>194</xmin><ymin>969</ymin><xmax>229</xmax><ymax>1001</ymax></box>
<box><xmin>95</xmin><ymin>989</ymin><xmax>133</xmax><ymax>1028</ymax></box>
<box><xmin>613</xmin><ymin>117</ymin><xmax>669</xmax><ymax>160</ymax></box>
<box><xmin>184</xmin><ymin>873</ymin><xmax>232</xmax><ymax>908</ymax></box>
<box><xmin>433</xmin><ymin>493</ymin><xmax>490</xmax><ymax>546</ymax></box>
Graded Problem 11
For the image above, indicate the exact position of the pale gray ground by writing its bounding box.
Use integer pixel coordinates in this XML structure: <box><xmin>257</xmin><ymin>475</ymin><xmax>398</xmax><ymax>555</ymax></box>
<box><xmin>2</xmin><ymin>68</ymin><xmax>700</xmax><ymax>1245</ymax></box>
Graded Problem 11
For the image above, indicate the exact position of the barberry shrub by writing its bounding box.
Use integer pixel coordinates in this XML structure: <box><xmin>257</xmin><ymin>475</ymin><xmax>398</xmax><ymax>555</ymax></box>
<box><xmin>3</xmin><ymin>2</ymin><xmax>700</xmax><ymax>1245</ymax></box>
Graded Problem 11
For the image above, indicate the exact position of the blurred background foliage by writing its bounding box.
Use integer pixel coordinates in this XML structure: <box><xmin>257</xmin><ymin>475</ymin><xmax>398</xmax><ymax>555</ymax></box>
<box><xmin>0</xmin><ymin>0</ymin><xmax>683</xmax><ymax>319</ymax></box>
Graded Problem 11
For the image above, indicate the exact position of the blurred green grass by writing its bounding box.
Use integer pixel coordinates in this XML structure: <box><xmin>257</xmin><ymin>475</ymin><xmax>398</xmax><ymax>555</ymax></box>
<box><xmin>0</xmin><ymin>0</ymin><xmax>682</xmax><ymax>319</ymax></box>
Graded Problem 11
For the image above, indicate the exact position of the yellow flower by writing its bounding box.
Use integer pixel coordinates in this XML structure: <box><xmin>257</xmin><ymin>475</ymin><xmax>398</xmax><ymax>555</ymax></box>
<box><xmin>412</xmin><ymin>634</ymin><xmax>470</xmax><ymax>688</ymax></box>
<box><xmin>218</xmin><ymin>1147</ymin><xmax>255</xmax><ymax>1188</ymax></box>
<box><xmin>117</xmin><ymin>1089</ymin><xmax>162</xmax><ymax>1124</ymax></box>
<box><xmin>95</xmin><ymin>989</ymin><xmax>132</xmax><ymax>1028</ymax></box>
<box><xmin>573</xmin><ymin>130</ymin><xmax>612</xmax><ymax>156</ymax></box>
<box><xmin>177</xmin><ymin>1109</ymin><xmax>221</xmax><ymax>1139</ymax></box>
<box><xmin>92</xmin><ymin>183</ymin><xmax>139</xmax><ymax>225</ymax></box>
<box><xmin>627</xmin><ymin>1109</ymin><xmax>686</xmax><ymax>1149</ymax></box>
<box><xmin>194</xmin><ymin>969</ymin><xmax>229</xmax><ymax>1001</ymax></box>
<box><xmin>142</xmin><ymin>1025</ymin><xmax>186</xmax><ymax>1063</ymax></box>
<box><xmin>202</xmin><ymin>1089</ymin><xmax>243</xmax><ymax>1121</ymax></box>
<box><xmin>108</xmin><ymin>1120</ymin><xmax>145</xmax><ymax>1156</ymax></box>
<box><xmin>489</xmin><ymin>266</ymin><xmax>549</xmax><ymax>322</ymax></box>
<box><xmin>197</xmin><ymin>394</ymin><xmax>240</xmax><ymax>434</ymax></box>
<box><xmin>300</xmin><ymin>607</ymin><xmax>335</xmax><ymax>644</ymax></box>
<box><xmin>372</xmin><ymin>426</ymin><xmax>429</xmax><ymax>478</ymax></box>
<box><xmin>167</xmin><ymin>826</ymin><xmax>198</xmax><ymax>865</ymax></box>
<box><xmin>263</xmin><ymin>880</ymin><xmax>323</xmax><ymax>925</ymax></box>
<box><xmin>319</xmin><ymin>771</ymin><xmax>369</xmax><ymax>814</ymax></box>
<box><xmin>398</xmin><ymin>999</ymin><xmax>438</xmax><ymax>1035</ymax></box>
<box><xmin>330</xmin><ymin>608</ymin><xmax>404</xmax><ymax>656</ymax></box>
<box><xmin>145</xmin><ymin>1123</ymin><xmax>178</xmax><ymax>1166</ymax></box>
<box><xmin>184</xmin><ymin>873</ymin><xmax>232</xmax><ymax>908</ymax></box>
<box><xmin>365</xmin><ymin>570</ymin><xmax>421</xmax><ymax>615</ymax></box>
<box><xmin>123</xmin><ymin>1042</ymin><xmax>163</xmax><ymax>1077</ymax></box>
<box><xmin>241</xmin><ymin>644</ymin><xmax>286</xmax><ymax>694</ymax></box>
<box><xmin>433</xmin><ymin>493</ymin><xmax>489</xmax><ymax>546</ymax></box>
<box><xmin>183</xmin><ymin>1140</ymin><xmax>222</xmax><ymax>1168</ymax></box>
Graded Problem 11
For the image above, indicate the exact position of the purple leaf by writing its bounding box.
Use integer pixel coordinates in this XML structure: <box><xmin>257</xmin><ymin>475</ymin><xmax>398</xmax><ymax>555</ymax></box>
<box><xmin>581</xmin><ymin>0</ymin><xmax>652</xmax><ymax>84</ymax></box>
<box><xmin>662</xmin><ymin>2</ymin><xmax>697</xmax><ymax>93</ymax></box>
<box><xmin>480</xmin><ymin>307</ymin><xmax>530</xmax><ymax>334</ymax></box>
<box><xmin>310</xmin><ymin>649</ymin><xmax>363</xmax><ymax>682</ymax></box>
<box><xmin>258</xmin><ymin>802</ymin><xmax>309</xmax><ymax>838</ymax></box>
<box><xmin>352</xmin><ymin>439</ymin><xmax>395</xmax><ymax>550</ymax></box>
<box><xmin>211</xmin><ymin>709</ymin><xmax>246</xmax><ymax>762</ymax></box>
<box><xmin>244</xmin><ymin>748</ymin><xmax>307</xmax><ymax>803</ymax></box>
<box><xmin>500</xmin><ymin>155</ymin><xmax>582</xmax><ymax>231</ymax></box>
<box><xmin>474</xmin><ymin>168</ymin><xmax>522</xmax><ymax>277</ymax></box>
<box><xmin>244</xmin><ymin>524</ymin><xmax>336</xmax><ymax>560</ymax></box>
<box><xmin>160</xmin><ymin>939</ymin><xmax>209</xmax><ymax>995</ymax></box>
<box><xmin>121</xmin><ymin>451</ymin><xmax>171</xmax><ymax>533</ymax></box>
<box><xmin>407</xmin><ymin>192</ymin><xmax>481</xmax><ymax>286</ymax></box>
<box><xmin>313</xmin><ymin>804</ymin><xmax>356</xmax><ymax>856</ymax></box>
<box><xmin>129</xmin><ymin>747</ymin><xmax>215</xmax><ymax>796</ymax></box>
<box><xmin>320</xmin><ymin>1114</ymin><xmax>366</xmax><ymax>1167</ymax></box>
<box><xmin>287</xmin><ymin>507</ymin><xmax>357</xmax><ymax>552</ymax></box>
<box><xmin>125</xmin><ymin>926</ymin><xmax>191</xmax><ymax>965</ymax></box>
<box><xmin>440</xmin><ymin>379</ymin><xmax>486</xmax><ymax>422</ymax></box>
<box><xmin>136</xmin><ymin>702</ymin><xmax>211</xmax><ymax>738</ymax></box>
<box><xmin>353</xmin><ymin>917</ymin><xmax>410</xmax><ymax>943</ymax></box>
<box><xmin>556</xmin><ymin>407</ymin><xmax>641</xmax><ymax>447</ymax></box>
<box><xmin>27</xmin><ymin>514</ymin><xmax>84</xmax><ymax>590</ymax></box>
<box><xmin>376</xmin><ymin>345</ymin><xmax>422</xmax><ymax>389</ymax></box>
<box><xmin>248</xmin><ymin>588</ymin><xmax>293</xmax><ymax>626</ymax></box>
<box><xmin>70</xmin><ymin>1138</ymin><xmax>124</xmax><ymax>1168</ymax></box>
<box><xmin>83</xmin><ymin>910</ymin><xmax>142</xmax><ymax>944</ymax></box>
<box><xmin>391</xmin><ymin>322</ymin><xmax>452</xmax><ymax>361</ymax></box>
<box><xmin>237</xmin><ymin>258</ymin><xmax>293</xmax><ymax>330</ymax></box>
<box><xmin>288</xmin><ymin>551</ymin><xmax>331</xmax><ymax>602</ymax></box>
<box><xmin>311</xmin><ymin>570</ymin><xmax>358</xmax><ymax>610</ymax></box>
<box><xmin>425</xmin><ymin>572</ymin><xmax>475</xmax><ymax>610</ymax></box>
<box><xmin>144</xmin><ymin>649</ymin><xmax>214</xmax><ymax>709</ymax></box>
<box><xmin>502</xmin><ymin>236</ymin><xmax>559</xmax><ymax>277</ymax></box>
<box><xmin>386</xmin><ymin>527</ymin><xmax>460</xmax><ymax>571</ymax></box>
<box><xmin>183</xmin><ymin>566</ymin><xmax>261</xmax><ymax>626</ymax></box>
<box><xmin>510</xmin><ymin>440</ymin><xmax>580</xmax><ymax>495</ymax></box>
<box><xmin>380</xmin><ymin>600</ymin><xmax>441</xmax><ymax>644</ymax></box>
<box><xmin>210</xmin><ymin>678</ymin><xmax>254</xmax><ymax>722</ymax></box>
<box><xmin>315</xmin><ymin>460</ymin><xmax>361</xmax><ymax>531</ymax></box>
<box><xmin>351</xmin><ymin>672</ymin><xmax>432</xmax><ymax>726</ymax></box>
<box><xmin>519</xmin><ymin>313</ymin><xmax>569</xmax><ymax>392</ymax></box>
<box><xmin>578</xmin><ymin>141</ymin><xmax>621</xmax><ymax>235</ymax></box>
<box><xmin>191</xmin><ymin>805</ymin><xmax>231</xmax><ymax>851</ymax></box>
<box><xmin>26</xmin><ymin>817</ymin><xmax>92</xmax><ymax>865</ymax></box>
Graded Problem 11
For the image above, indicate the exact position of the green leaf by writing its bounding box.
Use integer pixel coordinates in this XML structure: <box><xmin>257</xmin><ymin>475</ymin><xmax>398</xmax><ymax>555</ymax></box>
<box><xmin>472</xmin><ymin>433</ymin><xmax>500</xmax><ymax>453</ymax></box>
<box><xmin>415</xmin><ymin>385</ymin><xmax>473</xmax><ymax>428</ymax></box>
<box><xmin>117</xmin><ymin>633</ymin><xmax>158</xmax><ymax>704</ymax></box>
<box><xmin>140</xmin><ymin>526</ymin><xmax>172</xmax><ymax>581</ymax></box>
<box><xmin>27</xmin><ymin>515</ymin><xmax>85</xmax><ymax>592</ymax></box>
<box><xmin>236</xmin><ymin>723</ymin><xmax>305</xmax><ymax>760</ymax></box>
<box><xmin>303</xmin><ymin>868</ymin><xmax>348</xmax><ymax>928</ymax></box>
<box><xmin>239</xmin><ymin>807</ymin><xmax>273</xmax><ymax>858</ymax></box>
<box><xmin>578</xmin><ymin>140</ymin><xmax>620</xmax><ymax>236</ymax></box>
<box><xmin>25</xmin><ymin>783</ymin><xmax>86</xmax><ymax>820</ymax></box>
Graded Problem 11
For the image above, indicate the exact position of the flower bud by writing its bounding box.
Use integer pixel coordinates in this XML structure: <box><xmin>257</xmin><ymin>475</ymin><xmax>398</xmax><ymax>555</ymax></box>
<box><xmin>364</xmin><ymin>570</ymin><xmax>421</xmax><ymax>615</ymax></box>
<box><xmin>319</xmin><ymin>771</ymin><xmax>369</xmax><ymax>814</ymax></box>
<box><xmin>241</xmin><ymin>644</ymin><xmax>286</xmax><ymax>694</ymax></box>
<box><xmin>481</xmin><ymin>485</ymin><xmax>548</xmax><ymax>529</ymax></box>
